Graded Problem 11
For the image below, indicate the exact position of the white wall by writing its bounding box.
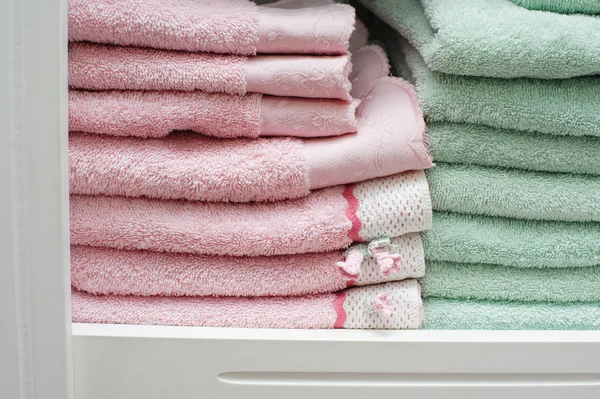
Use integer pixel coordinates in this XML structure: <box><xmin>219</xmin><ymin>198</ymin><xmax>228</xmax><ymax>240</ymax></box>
<box><xmin>0</xmin><ymin>0</ymin><xmax>73</xmax><ymax>398</ymax></box>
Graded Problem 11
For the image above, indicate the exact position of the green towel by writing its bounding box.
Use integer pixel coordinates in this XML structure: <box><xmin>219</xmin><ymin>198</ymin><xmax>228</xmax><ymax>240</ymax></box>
<box><xmin>427</xmin><ymin>163</ymin><xmax>600</xmax><ymax>222</ymax></box>
<box><xmin>388</xmin><ymin>35</ymin><xmax>600</xmax><ymax>137</ymax></box>
<box><xmin>511</xmin><ymin>0</ymin><xmax>600</xmax><ymax>14</ymax></box>
<box><xmin>423</xmin><ymin>212</ymin><xmax>600</xmax><ymax>268</ymax></box>
<box><xmin>359</xmin><ymin>0</ymin><xmax>600</xmax><ymax>79</ymax></box>
<box><xmin>421</xmin><ymin>261</ymin><xmax>600</xmax><ymax>302</ymax></box>
<box><xmin>429</xmin><ymin>122</ymin><xmax>600</xmax><ymax>176</ymax></box>
<box><xmin>423</xmin><ymin>298</ymin><xmax>600</xmax><ymax>330</ymax></box>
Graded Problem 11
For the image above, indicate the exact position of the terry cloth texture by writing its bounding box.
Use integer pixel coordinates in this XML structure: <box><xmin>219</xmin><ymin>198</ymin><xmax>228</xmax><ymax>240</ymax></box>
<box><xmin>358</xmin><ymin>0</ymin><xmax>600</xmax><ymax>78</ymax></box>
<box><xmin>70</xmin><ymin>171</ymin><xmax>432</xmax><ymax>257</ymax></box>
<box><xmin>423</xmin><ymin>212</ymin><xmax>600</xmax><ymax>268</ymax></box>
<box><xmin>388</xmin><ymin>36</ymin><xmax>600</xmax><ymax>137</ymax></box>
<box><xmin>428</xmin><ymin>122</ymin><xmax>600</xmax><ymax>176</ymax></box>
<box><xmin>421</xmin><ymin>261</ymin><xmax>600</xmax><ymax>303</ymax></box>
<box><xmin>69</xmin><ymin>0</ymin><xmax>356</xmax><ymax>55</ymax></box>
<box><xmin>67</xmin><ymin>44</ymin><xmax>391</xmax><ymax>139</ymax></box>
<box><xmin>69</xmin><ymin>90</ymin><xmax>359</xmax><ymax>139</ymax></box>
<box><xmin>69</xmin><ymin>78</ymin><xmax>431</xmax><ymax>203</ymax></box>
<box><xmin>72</xmin><ymin>280</ymin><xmax>424</xmax><ymax>329</ymax></box>
<box><xmin>70</xmin><ymin>233</ymin><xmax>425</xmax><ymax>297</ymax></box>
<box><xmin>426</xmin><ymin>163</ymin><xmax>600</xmax><ymax>222</ymax></box>
<box><xmin>68</xmin><ymin>43</ymin><xmax>353</xmax><ymax>100</ymax></box>
<box><xmin>423</xmin><ymin>298</ymin><xmax>600</xmax><ymax>330</ymax></box>
<box><xmin>510</xmin><ymin>0</ymin><xmax>600</xmax><ymax>14</ymax></box>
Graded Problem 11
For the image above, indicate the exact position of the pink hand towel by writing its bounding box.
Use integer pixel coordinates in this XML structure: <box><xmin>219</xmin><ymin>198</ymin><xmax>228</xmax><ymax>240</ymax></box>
<box><xmin>69</xmin><ymin>78</ymin><xmax>431</xmax><ymax>202</ymax></box>
<box><xmin>68</xmin><ymin>91</ymin><xmax>359</xmax><ymax>139</ymax></box>
<box><xmin>70</xmin><ymin>233</ymin><xmax>425</xmax><ymax>297</ymax></box>
<box><xmin>71</xmin><ymin>280</ymin><xmax>424</xmax><ymax>329</ymax></box>
<box><xmin>68</xmin><ymin>0</ymin><xmax>355</xmax><ymax>56</ymax></box>
<box><xmin>68</xmin><ymin>43</ymin><xmax>353</xmax><ymax>100</ymax></box>
<box><xmin>68</xmin><ymin>45</ymin><xmax>386</xmax><ymax>139</ymax></box>
<box><xmin>70</xmin><ymin>170</ymin><xmax>432</xmax><ymax>257</ymax></box>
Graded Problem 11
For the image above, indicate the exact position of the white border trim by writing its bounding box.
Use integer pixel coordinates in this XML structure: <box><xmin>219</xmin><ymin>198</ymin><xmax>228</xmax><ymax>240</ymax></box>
<box><xmin>0</xmin><ymin>0</ymin><xmax>73</xmax><ymax>397</ymax></box>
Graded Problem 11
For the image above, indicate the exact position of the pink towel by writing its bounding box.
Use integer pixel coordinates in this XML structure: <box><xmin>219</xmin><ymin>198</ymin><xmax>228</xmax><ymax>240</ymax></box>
<box><xmin>67</xmin><ymin>45</ymin><xmax>387</xmax><ymax>139</ymax></box>
<box><xmin>68</xmin><ymin>0</ymin><xmax>355</xmax><ymax>56</ymax></box>
<box><xmin>71</xmin><ymin>280</ymin><xmax>424</xmax><ymax>329</ymax></box>
<box><xmin>69</xmin><ymin>78</ymin><xmax>431</xmax><ymax>202</ymax></box>
<box><xmin>70</xmin><ymin>170</ymin><xmax>432</xmax><ymax>257</ymax></box>
<box><xmin>70</xmin><ymin>233</ymin><xmax>425</xmax><ymax>297</ymax></box>
<box><xmin>68</xmin><ymin>91</ymin><xmax>359</xmax><ymax>139</ymax></box>
<box><xmin>68</xmin><ymin>43</ymin><xmax>353</xmax><ymax>100</ymax></box>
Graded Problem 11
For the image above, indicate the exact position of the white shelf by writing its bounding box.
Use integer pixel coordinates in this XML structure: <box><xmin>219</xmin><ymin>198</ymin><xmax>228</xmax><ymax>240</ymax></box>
<box><xmin>72</xmin><ymin>324</ymin><xmax>600</xmax><ymax>399</ymax></box>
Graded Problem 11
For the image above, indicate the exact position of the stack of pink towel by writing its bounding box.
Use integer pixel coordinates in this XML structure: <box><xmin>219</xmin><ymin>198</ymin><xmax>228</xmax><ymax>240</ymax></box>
<box><xmin>68</xmin><ymin>0</ymin><xmax>433</xmax><ymax>329</ymax></box>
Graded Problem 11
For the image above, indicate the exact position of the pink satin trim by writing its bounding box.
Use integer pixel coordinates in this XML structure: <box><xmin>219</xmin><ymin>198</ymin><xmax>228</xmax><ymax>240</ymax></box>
<box><xmin>343</xmin><ymin>184</ymin><xmax>362</xmax><ymax>242</ymax></box>
<box><xmin>333</xmin><ymin>292</ymin><xmax>347</xmax><ymax>328</ymax></box>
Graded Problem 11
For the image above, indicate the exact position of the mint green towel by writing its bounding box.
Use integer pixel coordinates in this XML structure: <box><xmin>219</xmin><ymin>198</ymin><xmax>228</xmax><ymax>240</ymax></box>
<box><xmin>429</xmin><ymin>122</ymin><xmax>600</xmax><ymax>176</ymax></box>
<box><xmin>389</xmin><ymin>36</ymin><xmax>600</xmax><ymax>137</ymax></box>
<box><xmin>423</xmin><ymin>212</ymin><xmax>600</xmax><ymax>268</ymax></box>
<box><xmin>421</xmin><ymin>261</ymin><xmax>600</xmax><ymax>302</ymax></box>
<box><xmin>423</xmin><ymin>298</ymin><xmax>600</xmax><ymax>330</ymax></box>
<box><xmin>511</xmin><ymin>0</ymin><xmax>600</xmax><ymax>14</ymax></box>
<box><xmin>427</xmin><ymin>163</ymin><xmax>600</xmax><ymax>222</ymax></box>
<box><xmin>359</xmin><ymin>0</ymin><xmax>600</xmax><ymax>79</ymax></box>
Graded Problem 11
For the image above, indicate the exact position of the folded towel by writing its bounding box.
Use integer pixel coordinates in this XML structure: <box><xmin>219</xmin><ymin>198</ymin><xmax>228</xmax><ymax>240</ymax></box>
<box><xmin>70</xmin><ymin>170</ymin><xmax>432</xmax><ymax>257</ymax></box>
<box><xmin>71</xmin><ymin>233</ymin><xmax>425</xmax><ymax>297</ymax></box>
<box><xmin>69</xmin><ymin>0</ymin><xmax>355</xmax><ymax>55</ymax></box>
<box><xmin>69</xmin><ymin>79</ymin><xmax>432</xmax><ymax>202</ymax></box>
<box><xmin>72</xmin><ymin>280</ymin><xmax>424</xmax><ymax>329</ymax></box>
<box><xmin>69</xmin><ymin>91</ymin><xmax>359</xmax><ymax>139</ymax></box>
<box><xmin>427</xmin><ymin>163</ymin><xmax>600</xmax><ymax>222</ymax></box>
<box><xmin>429</xmin><ymin>122</ymin><xmax>600</xmax><ymax>176</ymax></box>
<box><xmin>69</xmin><ymin>43</ymin><xmax>353</xmax><ymax>100</ymax></box>
<box><xmin>423</xmin><ymin>212</ymin><xmax>600</xmax><ymax>268</ymax></box>
<box><xmin>510</xmin><ymin>0</ymin><xmax>600</xmax><ymax>14</ymax></box>
<box><xmin>421</xmin><ymin>261</ymin><xmax>600</xmax><ymax>303</ymax></box>
<box><xmin>68</xmin><ymin>45</ymin><xmax>391</xmax><ymax>139</ymax></box>
<box><xmin>359</xmin><ymin>0</ymin><xmax>600</xmax><ymax>78</ymax></box>
<box><xmin>388</xmin><ymin>36</ymin><xmax>600</xmax><ymax>137</ymax></box>
<box><xmin>423</xmin><ymin>298</ymin><xmax>600</xmax><ymax>330</ymax></box>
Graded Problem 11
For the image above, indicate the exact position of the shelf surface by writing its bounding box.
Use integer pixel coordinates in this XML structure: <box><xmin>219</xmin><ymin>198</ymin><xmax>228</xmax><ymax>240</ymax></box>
<box><xmin>72</xmin><ymin>323</ymin><xmax>600</xmax><ymax>399</ymax></box>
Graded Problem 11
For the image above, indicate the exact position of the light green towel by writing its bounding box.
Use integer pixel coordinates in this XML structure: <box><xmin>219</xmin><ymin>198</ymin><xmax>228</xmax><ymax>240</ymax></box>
<box><xmin>427</xmin><ymin>163</ymin><xmax>600</xmax><ymax>222</ymax></box>
<box><xmin>421</xmin><ymin>261</ymin><xmax>600</xmax><ymax>302</ymax></box>
<box><xmin>423</xmin><ymin>212</ymin><xmax>600</xmax><ymax>268</ymax></box>
<box><xmin>388</xmin><ymin>36</ymin><xmax>600</xmax><ymax>137</ymax></box>
<box><xmin>423</xmin><ymin>298</ymin><xmax>600</xmax><ymax>330</ymax></box>
<box><xmin>359</xmin><ymin>0</ymin><xmax>600</xmax><ymax>79</ymax></box>
<box><xmin>429</xmin><ymin>122</ymin><xmax>600</xmax><ymax>176</ymax></box>
<box><xmin>511</xmin><ymin>0</ymin><xmax>600</xmax><ymax>14</ymax></box>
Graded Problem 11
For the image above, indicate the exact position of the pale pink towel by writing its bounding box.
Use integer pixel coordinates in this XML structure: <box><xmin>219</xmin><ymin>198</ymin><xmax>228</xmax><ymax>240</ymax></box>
<box><xmin>69</xmin><ymin>46</ymin><xmax>390</xmax><ymax>138</ymax></box>
<box><xmin>70</xmin><ymin>170</ymin><xmax>432</xmax><ymax>257</ymax></box>
<box><xmin>72</xmin><ymin>280</ymin><xmax>424</xmax><ymax>329</ymax></box>
<box><xmin>68</xmin><ymin>91</ymin><xmax>359</xmax><ymax>139</ymax></box>
<box><xmin>68</xmin><ymin>0</ymin><xmax>355</xmax><ymax>55</ymax></box>
<box><xmin>68</xmin><ymin>43</ymin><xmax>353</xmax><ymax>100</ymax></box>
<box><xmin>71</xmin><ymin>233</ymin><xmax>425</xmax><ymax>297</ymax></box>
<box><xmin>67</xmin><ymin>45</ymin><xmax>387</xmax><ymax>139</ymax></box>
<box><xmin>69</xmin><ymin>78</ymin><xmax>431</xmax><ymax>202</ymax></box>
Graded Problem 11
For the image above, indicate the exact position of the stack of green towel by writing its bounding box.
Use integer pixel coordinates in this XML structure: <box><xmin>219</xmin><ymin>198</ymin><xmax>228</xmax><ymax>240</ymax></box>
<box><xmin>359</xmin><ymin>0</ymin><xmax>600</xmax><ymax>330</ymax></box>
